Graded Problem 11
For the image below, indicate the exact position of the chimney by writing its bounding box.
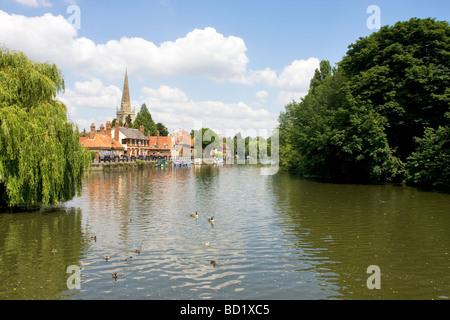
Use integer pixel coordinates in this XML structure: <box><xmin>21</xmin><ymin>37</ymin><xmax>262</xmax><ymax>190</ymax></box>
<box><xmin>140</xmin><ymin>125</ymin><xmax>144</xmax><ymax>134</ymax></box>
<box><xmin>157</xmin><ymin>130</ymin><xmax>160</xmax><ymax>146</ymax></box>
<box><xmin>90</xmin><ymin>123</ymin><xmax>96</xmax><ymax>139</ymax></box>
<box><xmin>115</xmin><ymin>121</ymin><xmax>120</xmax><ymax>142</ymax></box>
<box><xmin>106</xmin><ymin>121</ymin><xmax>112</xmax><ymax>139</ymax></box>
<box><xmin>100</xmin><ymin>124</ymin><xmax>105</xmax><ymax>134</ymax></box>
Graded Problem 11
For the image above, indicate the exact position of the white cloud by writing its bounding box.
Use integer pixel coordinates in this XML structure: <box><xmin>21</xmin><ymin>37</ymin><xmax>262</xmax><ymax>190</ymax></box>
<box><xmin>247</xmin><ymin>68</ymin><xmax>279</xmax><ymax>86</ymax></box>
<box><xmin>14</xmin><ymin>0</ymin><xmax>51</xmax><ymax>7</ymax></box>
<box><xmin>61</xmin><ymin>81</ymin><xmax>277</xmax><ymax>134</ymax></box>
<box><xmin>0</xmin><ymin>10</ymin><xmax>318</xmax><ymax>94</ymax></box>
<box><xmin>156</xmin><ymin>27</ymin><xmax>249</xmax><ymax>80</ymax></box>
<box><xmin>0</xmin><ymin>11</ymin><xmax>78</xmax><ymax>64</ymax></box>
<box><xmin>255</xmin><ymin>90</ymin><xmax>269</xmax><ymax>103</ymax></box>
<box><xmin>141</xmin><ymin>86</ymin><xmax>278</xmax><ymax>133</ymax></box>
<box><xmin>1</xmin><ymin>10</ymin><xmax>317</xmax><ymax>134</ymax></box>
<box><xmin>250</xmin><ymin>90</ymin><xmax>269</xmax><ymax>107</ymax></box>
<box><xmin>70</xmin><ymin>117</ymin><xmax>96</xmax><ymax>133</ymax></box>
<box><xmin>237</xmin><ymin>58</ymin><xmax>319</xmax><ymax>92</ymax></box>
<box><xmin>276</xmin><ymin>90</ymin><xmax>308</xmax><ymax>106</ymax></box>
<box><xmin>277</xmin><ymin>58</ymin><xmax>319</xmax><ymax>90</ymax></box>
<box><xmin>58</xmin><ymin>78</ymin><xmax>122</xmax><ymax>118</ymax></box>
<box><xmin>143</xmin><ymin>85</ymin><xmax>189</xmax><ymax>103</ymax></box>
<box><xmin>0</xmin><ymin>10</ymin><xmax>248</xmax><ymax>81</ymax></box>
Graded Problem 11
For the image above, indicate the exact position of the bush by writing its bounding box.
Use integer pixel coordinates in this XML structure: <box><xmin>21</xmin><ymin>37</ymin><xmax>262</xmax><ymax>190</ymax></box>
<box><xmin>405</xmin><ymin>126</ymin><xmax>450</xmax><ymax>189</ymax></box>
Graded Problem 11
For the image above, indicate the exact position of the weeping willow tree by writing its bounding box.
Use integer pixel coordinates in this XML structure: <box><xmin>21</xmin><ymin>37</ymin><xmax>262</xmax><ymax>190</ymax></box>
<box><xmin>0</xmin><ymin>47</ymin><xmax>91</xmax><ymax>209</ymax></box>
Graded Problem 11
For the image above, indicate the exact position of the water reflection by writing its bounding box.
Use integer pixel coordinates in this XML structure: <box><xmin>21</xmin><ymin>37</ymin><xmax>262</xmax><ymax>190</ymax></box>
<box><xmin>0</xmin><ymin>207</ymin><xmax>84</xmax><ymax>299</ymax></box>
<box><xmin>0</xmin><ymin>166</ymin><xmax>449</xmax><ymax>300</ymax></box>
<box><xmin>271</xmin><ymin>173</ymin><xmax>450</xmax><ymax>299</ymax></box>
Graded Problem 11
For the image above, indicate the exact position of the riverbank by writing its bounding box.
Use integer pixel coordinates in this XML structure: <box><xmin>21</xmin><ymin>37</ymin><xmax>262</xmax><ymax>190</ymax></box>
<box><xmin>90</xmin><ymin>160</ymin><xmax>173</xmax><ymax>171</ymax></box>
<box><xmin>2</xmin><ymin>165</ymin><xmax>449</xmax><ymax>300</ymax></box>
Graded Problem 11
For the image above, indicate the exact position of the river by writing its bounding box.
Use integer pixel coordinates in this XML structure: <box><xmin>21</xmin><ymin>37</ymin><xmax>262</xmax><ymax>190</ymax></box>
<box><xmin>0</xmin><ymin>164</ymin><xmax>449</xmax><ymax>299</ymax></box>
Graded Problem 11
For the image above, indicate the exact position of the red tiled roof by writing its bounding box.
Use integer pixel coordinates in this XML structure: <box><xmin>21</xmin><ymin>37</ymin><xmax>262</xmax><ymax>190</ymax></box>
<box><xmin>148</xmin><ymin>136</ymin><xmax>172</xmax><ymax>150</ymax></box>
<box><xmin>80</xmin><ymin>133</ymin><xmax>125</xmax><ymax>150</ymax></box>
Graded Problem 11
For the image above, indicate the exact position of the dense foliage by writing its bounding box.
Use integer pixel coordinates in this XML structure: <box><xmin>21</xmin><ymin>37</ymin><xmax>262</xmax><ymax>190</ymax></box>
<box><xmin>0</xmin><ymin>47</ymin><xmax>91</xmax><ymax>208</ymax></box>
<box><xmin>132</xmin><ymin>103</ymin><xmax>157</xmax><ymax>136</ymax></box>
<box><xmin>230</xmin><ymin>133</ymin><xmax>272</xmax><ymax>161</ymax></box>
<box><xmin>404</xmin><ymin>126</ymin><xmax>450</xmax><ymax>188</ymax></box>
<box><xmin>190</xmin><ymin>128</ymin><xmax>220</xmax><ymax>158</ymax></box>
<box><xmin>156</xmin><ymin>122</ymin><xmax>169</xmax><ymax>136</ymax></box>
<box><xmin>279</xmin><ymin>18</ymin><xmax>449</xmax><ymax>188</ymax></box>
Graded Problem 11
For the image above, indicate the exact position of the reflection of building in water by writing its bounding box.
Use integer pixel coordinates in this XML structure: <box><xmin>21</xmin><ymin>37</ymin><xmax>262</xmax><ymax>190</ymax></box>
<box><xmin>83</xmin><ymin>171</ymin><xmax>134</xmax><ymax>245</ymax></box>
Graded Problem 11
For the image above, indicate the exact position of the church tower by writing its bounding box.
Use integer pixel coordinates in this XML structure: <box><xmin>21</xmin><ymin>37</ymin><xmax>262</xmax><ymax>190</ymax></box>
<box><xmin>116</xmin><ymin>69</ymin><xmax>136</xmax><ymax>124</ymax></box>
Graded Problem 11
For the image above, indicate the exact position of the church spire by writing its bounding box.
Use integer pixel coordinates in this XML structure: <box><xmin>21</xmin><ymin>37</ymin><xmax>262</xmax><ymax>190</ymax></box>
<box><xmin>121</xmin><ymin>68</ymin><xmax>131</xmax><ymax>112</ymax></box>
<box><xmin>116</xmin><ymin>68</ymin><xmax>136</xmax><ymax>123</ymax></box>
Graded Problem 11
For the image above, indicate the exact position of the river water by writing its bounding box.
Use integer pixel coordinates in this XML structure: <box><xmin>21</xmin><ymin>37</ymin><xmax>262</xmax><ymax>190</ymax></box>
<box><xmin>0</xmin><ymin>165</ymin><xmax>449</xmax><ymax>300</ymax></box>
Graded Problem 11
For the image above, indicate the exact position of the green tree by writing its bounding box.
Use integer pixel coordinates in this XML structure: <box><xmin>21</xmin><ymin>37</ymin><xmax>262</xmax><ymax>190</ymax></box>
<box><xmin>156</xmin><ymin>122</ymin><xmax>169</xmax><ymax>136</ymax></box>
<box><xmin>191</xmin><ymin>128</ymin><xmax>220</xmax><ymax>158</ymax></box>
<box><xmin>279</xmin><ymin>18</ymin><xmax>449</xmax><ymax>188</ymax></box>
<box><xmin>125</xmin><ymin>114</ymin><xmax>133</xmax><ymax>128</ymax></box>
<box><xmin>0</xmin><ymin>47</ymin><xmax>91</xmax><ymax>208</ymax></box>
<box><xmin>278</xmin><ymin>104</ymin><xmax>303</xmax><ymax>171</ymax></box>
<box><xmin>309</xmin><ymin>60</ymin><xmax>332</xmax><ymax>93</ymax></box>
<box><xmin>340</xmin><ymin>18</ymin><xmax>450</xmax><ymax>160</ymax></box>
<box><xmin>279</xmin><ymin>67</ymin><xmax>399</xmax><ymax>182</ymax></box>
<box><xmin>111</xmin><ymin>118</ymin><xmax>122</xmax><ymax>129</ymax></box>
<box><xmin>132</xmin><ymin>103</ymin><xmax>157</xmax><ymax>135</ymax></box>
<box><xmin>405</xmin><ymin>126</ymin><xmax>450</xmax><ymax>189</ymax></box>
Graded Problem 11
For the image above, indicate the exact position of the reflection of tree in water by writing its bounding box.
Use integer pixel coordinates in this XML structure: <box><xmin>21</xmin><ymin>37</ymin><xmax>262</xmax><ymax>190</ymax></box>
<box><xmin>0</xmin><ymin>207</ymin><xmax>85</xmax><ymax>299</ymax></box>
<box><xmin>269</xmin><ymin>172</ymin><xmax>450</xmax><ymax>299</ymax></box>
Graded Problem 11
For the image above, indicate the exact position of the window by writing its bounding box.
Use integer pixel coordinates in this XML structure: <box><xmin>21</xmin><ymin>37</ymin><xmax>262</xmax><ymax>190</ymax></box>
<box><xmin>122</xmin><ymin>139</ymin><xmax>126</xmax><ymax>145</ymax></box>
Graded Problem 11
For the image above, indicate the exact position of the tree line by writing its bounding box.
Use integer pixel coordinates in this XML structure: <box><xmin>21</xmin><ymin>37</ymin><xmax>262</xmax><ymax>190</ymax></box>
<box><xmin>190</xmin><ymin>128</ymin><xmax>272</xmax><ymax>161</ymax></box>
<box><xmin>278</xmin><ymin>18</ymin><xmax>449</xmax><ymax>190</ymax></box>
<box><xmin>1</xmin><ymin>17</ymin><xmax>448</xmax><ymax>209</ymax></box>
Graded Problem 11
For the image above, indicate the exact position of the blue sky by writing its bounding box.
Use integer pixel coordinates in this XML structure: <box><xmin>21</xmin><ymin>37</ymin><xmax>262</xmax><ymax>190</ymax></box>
<box><xmin>1</xmin><ymin>0</ymin><xmax>449</xmax><ymax>135</ymax></box>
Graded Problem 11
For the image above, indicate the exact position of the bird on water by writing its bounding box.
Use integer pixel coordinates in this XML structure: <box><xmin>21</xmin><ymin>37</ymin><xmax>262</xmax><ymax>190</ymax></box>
<box><xmin>190</xmin><ymin>212</ymin><xmax>199</xmax><ymax>218</ymax></box>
